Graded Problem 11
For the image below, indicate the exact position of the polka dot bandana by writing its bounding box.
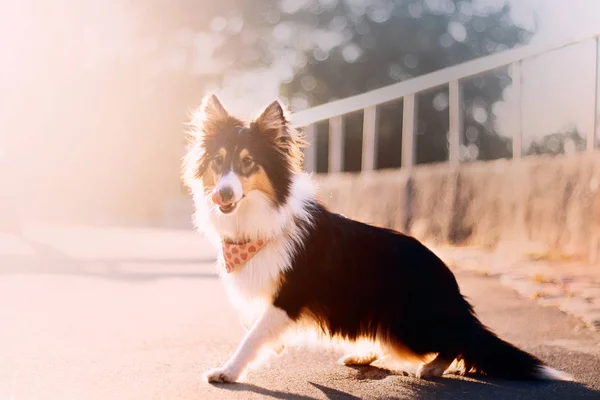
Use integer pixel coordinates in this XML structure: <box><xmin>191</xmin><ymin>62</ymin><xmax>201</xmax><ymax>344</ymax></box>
<box><xmin>222</xmin><ymin>238</ymin><xmax>267</xmax><ymax>273</ymax></box>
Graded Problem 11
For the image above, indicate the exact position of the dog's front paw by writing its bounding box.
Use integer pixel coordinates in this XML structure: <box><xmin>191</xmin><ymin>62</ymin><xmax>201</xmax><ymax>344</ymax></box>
<box><xmin>204</xmin><ymin>366</ymin><xmax>239</xmax><ymax>384</ymax></box>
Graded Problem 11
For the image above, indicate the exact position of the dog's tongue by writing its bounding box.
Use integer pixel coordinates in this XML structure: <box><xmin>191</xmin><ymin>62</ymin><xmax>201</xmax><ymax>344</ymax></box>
<box><xmin>211</xmin><ymin>190</ymin><xmax>233</xmax><ymax>207</ymax></box>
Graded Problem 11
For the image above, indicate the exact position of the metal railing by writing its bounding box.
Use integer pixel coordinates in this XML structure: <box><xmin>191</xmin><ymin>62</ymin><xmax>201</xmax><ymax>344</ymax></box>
<box><xmin>289</xmin><ymin>32</ymin><xmax>600</xmax><ymax>173</ymax></box>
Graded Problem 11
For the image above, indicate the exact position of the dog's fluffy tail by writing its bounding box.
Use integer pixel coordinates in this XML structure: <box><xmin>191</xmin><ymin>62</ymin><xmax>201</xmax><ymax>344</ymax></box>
<box><xmin>460</xmin><ymin>320</ymin><xmax>572</xmax><ymax>381</ymax></box>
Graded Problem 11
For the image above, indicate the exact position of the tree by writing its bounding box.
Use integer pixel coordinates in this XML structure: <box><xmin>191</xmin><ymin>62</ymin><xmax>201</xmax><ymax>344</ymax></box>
<box><xmin>203</xmin><ymin>0</ymin><xmax>534</xmax><ymax>171</ymax></box>
<box><xmin>526</xmin><ymin>126</ymin><xmax>586</xmax><ymax>156</ymax></box>
<box><xmin>1</xmin><ymin>0</ymin><xmax>535</xmax><ymax>223</ymax></box>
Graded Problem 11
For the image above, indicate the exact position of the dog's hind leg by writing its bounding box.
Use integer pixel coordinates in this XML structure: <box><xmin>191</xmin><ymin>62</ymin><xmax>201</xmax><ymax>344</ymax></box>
<box><xmin>416</xmin><ymin>351</ymin><xmax>457</xmax><ymax>379</ymax></box>
<box><xmin>338</xmin><ymin>352</ymin><xmax>379</xmax><ymax>366</ymax></box>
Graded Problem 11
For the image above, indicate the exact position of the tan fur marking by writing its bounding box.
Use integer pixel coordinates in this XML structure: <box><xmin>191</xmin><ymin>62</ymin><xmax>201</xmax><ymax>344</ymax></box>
<box><xmin>201</xmin><ymin>167</ymin><xmax>216</xmax><ymax>190</ymax></box>
<box><xmin>229</xmin><ymin>148</ymin><xmax>276</xmax><ymax>203</ymax></box>
<box><xmin>240</xmin><ymin>166</ymin><xmax>277</xmax><ymax>204</ymax></box>
<box><xmin>201</xmin><ymin>148</ymin><xmax>227</xmax><ymax>190</ymax></box>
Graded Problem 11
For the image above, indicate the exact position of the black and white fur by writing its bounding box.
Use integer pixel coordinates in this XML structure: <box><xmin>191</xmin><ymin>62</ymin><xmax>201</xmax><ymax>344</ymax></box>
<box><xmin>184</xmin><ymin>94</ymin><xmax>572</xmax><ymax>384</ymax></box>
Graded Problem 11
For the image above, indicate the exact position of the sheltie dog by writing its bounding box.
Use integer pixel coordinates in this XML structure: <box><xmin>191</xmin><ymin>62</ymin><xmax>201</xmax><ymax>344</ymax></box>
<box><xmin>182</xmin><ymin>94</ymin><xmax>571</xmax><ymax>384</ymax></box>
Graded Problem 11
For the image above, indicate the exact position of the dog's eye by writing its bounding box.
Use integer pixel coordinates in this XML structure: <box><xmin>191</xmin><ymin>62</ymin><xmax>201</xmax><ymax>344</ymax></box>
<box><xmin>213</xmin><ymin>155</ymin><xmax>224</xmax><ymax>167</ymax></box>
<box><xmin>241</xmin><ymin>156</ymin><xmax>254</xmax><ymax>168</ymax></box>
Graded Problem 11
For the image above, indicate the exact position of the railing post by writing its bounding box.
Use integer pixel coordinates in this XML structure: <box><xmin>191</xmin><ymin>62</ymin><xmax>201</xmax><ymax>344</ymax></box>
<box><xmin>303</xmin><ymin>124</ymin><xmax>317</xmax><ymax>173</ymax></box>
<box><xmin>448</xmin><ymin>80</ymin><xmax>462</xmax><ymax>164</ymax></box>
<box><xmin>511</xmin><ymin>61</ymin><xmax>523</xmax><ymax>158</ymax></box>
<box><xmin>591</xmin><ymin>36</ymin><xmax>600</xmax><ymax>153</ymax></box>
<box><xmin>329</xmin><ymin>116</ymin><xmax>344</xmax><ymax>173</ymax></box>
<box><xmin>402</xmin><ymin>94</ymin><xmax>417</xmax><ymax>168</ymax></box>
<box><xmin>361</xmin><ymin>106</ymin><xmax>379</xmax><ymax>171</ymax></box>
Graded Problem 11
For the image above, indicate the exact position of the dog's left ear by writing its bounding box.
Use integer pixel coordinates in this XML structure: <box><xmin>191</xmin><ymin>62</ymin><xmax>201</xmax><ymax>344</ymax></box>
<box><xmin>253</xmin><ymin>100</ymin><xmax>288</xmax><ymax>136</ymax></box>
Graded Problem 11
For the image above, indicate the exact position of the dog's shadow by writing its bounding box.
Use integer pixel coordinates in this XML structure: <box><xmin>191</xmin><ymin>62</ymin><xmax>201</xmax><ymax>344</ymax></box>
<box><xmin>219</xmin><ymin>382</ymin><xmax>359</xmax><ymax>400</ymax></box>
<box><xmin>346</xmin><ymin>364</ymin><xmax>401</xmax><ymax>381</ymax></box>
<box><xmin>215</xmin><ymin>364</ymin><xmax>600</xmax><ymax>399</ymax></box>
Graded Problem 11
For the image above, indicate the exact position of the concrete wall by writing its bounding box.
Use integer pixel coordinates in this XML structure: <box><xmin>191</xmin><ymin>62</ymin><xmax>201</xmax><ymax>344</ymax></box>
<box><xmin>316</xmin><ymin>153</ymin><xmax>600</xmax><ymax>263</ymax></box>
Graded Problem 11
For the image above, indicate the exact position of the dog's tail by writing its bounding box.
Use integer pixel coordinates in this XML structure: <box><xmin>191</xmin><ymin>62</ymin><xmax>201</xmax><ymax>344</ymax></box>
<box><xmin>459</xmin><ymin>318</ymin><xmax>572</xmax><ymax>381</ymax></box>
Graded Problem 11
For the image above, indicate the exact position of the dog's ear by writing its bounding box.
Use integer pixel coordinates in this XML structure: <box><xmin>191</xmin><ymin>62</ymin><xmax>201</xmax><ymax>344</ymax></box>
<box><xmin>191</xmin><ymin>94</ymin><xmax>230</xmax><ymax>136</ymax></box>
<box><xmin>253</xmin><ymin>100</ymin><xmax>306</xmax><ymax>171</ymax></box>
<box><xmin>253</xmin><ymin>100</ymin><xmax>288</xmax><ymax>136</ymax></box>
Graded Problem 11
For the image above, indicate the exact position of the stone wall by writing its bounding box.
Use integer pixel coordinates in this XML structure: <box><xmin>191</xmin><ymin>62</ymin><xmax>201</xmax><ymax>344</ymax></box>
<box><xmin>315</xmin><ymin>153</ymin><xmax>600</xmax><ymax>263</ymax></box>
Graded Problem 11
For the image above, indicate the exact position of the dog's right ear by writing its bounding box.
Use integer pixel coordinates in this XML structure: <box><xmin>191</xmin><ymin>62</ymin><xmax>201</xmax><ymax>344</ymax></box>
<box><xmin>191</xmin><ymin>94</ymin><xmax>230</xmax><ymax>136</ymax></box>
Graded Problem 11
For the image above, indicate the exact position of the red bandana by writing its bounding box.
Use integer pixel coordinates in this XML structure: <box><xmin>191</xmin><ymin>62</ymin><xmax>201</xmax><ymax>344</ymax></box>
<box><xmin>222</xmin><ymin>238</ymin><xmax>267</xmax><ymax>273</ymax></box>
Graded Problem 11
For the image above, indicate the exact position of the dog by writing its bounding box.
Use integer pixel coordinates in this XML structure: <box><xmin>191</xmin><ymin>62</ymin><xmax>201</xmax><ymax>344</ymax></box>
<box><xmin>182</xmin><ymin>94</ymin><xmax>572</xmax><ymax>384</ymax></box>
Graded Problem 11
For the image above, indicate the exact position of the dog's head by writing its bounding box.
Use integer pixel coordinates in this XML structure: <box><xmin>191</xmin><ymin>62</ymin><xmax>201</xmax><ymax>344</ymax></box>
<box><xmin>183</xmin><ymin>94</ymin><xmax>306</xmax><ymax>222</ymax></box>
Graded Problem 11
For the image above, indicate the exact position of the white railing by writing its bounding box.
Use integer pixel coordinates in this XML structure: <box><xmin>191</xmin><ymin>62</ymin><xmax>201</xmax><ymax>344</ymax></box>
<box><xmin>289</xmin><ymin>33</ymin><xmax>600</xmax><ymax>173</ymax></box>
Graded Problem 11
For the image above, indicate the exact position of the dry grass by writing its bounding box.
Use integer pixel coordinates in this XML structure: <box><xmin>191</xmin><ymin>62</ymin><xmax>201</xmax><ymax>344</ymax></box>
<box><xmin>525</xmin><ymin>249</ymin><xmax>585</xmax><ymax>263</ymax></box>
<box><xmin>531</xmin><ymin>273</ymin><xmax>555</xmax><ymax>284</ymax></box>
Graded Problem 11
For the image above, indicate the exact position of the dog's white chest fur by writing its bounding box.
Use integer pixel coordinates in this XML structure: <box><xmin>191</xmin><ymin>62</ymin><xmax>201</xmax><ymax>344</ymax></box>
<box><xmin>192</xmin><ymin>173</ymin><xmax>315</xmax><ymax>312</ymax></box>
<box><xmin>219</xmin><ymin>234</ymin><xmax>293</xmax><ymax>305</ymax></box>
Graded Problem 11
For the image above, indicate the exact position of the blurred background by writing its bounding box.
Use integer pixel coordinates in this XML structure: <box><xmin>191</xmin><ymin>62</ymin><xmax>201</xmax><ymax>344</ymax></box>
<box><xmin>1</xmin><ymin>0</ymin><xmax>599</xmax><ymax>228</ymax></box>
<box><xmin>3</xmin><ymin>3</ymin><xmax>600</xmax><ymax>397</ymax></box>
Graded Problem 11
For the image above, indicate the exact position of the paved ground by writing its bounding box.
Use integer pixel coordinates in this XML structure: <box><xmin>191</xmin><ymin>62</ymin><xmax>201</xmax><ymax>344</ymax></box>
<box><xmin>434</xmin><ymin>245</ymin><xmax>600</xmax><ymax>331</ymax></box>
<box><xmin>1</xmin><ymin>226</ymin><xmax>600</xmax><ymax>399</ymax></box>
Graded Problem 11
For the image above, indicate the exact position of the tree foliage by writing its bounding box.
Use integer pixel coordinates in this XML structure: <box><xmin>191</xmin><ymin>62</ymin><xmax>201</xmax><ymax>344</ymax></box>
<box><xmin>200</xmin><ymin>0</ymin><xmax>534</xmax><ymax>170</ymax></box>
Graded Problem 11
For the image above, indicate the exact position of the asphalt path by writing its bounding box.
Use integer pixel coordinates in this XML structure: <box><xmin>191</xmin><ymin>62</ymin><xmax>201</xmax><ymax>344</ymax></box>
<box><xmin>1</xmin><ymin>226</ymin><xmax>599</xmax><ymax>399</ymax></box>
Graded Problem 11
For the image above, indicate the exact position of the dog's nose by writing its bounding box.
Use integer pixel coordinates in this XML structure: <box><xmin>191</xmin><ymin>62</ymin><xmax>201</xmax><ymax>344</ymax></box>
<box><xmin>219</xmin><ymin>186</ymin><xmax>234</xmax><ymax>203</ymax></box>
